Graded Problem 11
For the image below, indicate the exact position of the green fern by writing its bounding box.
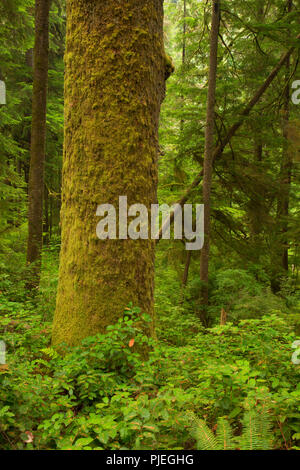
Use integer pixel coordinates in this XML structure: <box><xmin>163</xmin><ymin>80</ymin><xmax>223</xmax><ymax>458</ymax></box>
<box><xmin>257</xmin><ymin>406</ymin><xmax>274</xmax><ymax>450</ymax></box>
<box><xmin>239</xmin><ymin>407</ymin><xmax>273</xmax><ymax>450</ymax></box>
<box><xmin>188</xmin><ymin>414</ymin><xmax>218</xmax><ymax>450</ymax></box>
<box><xmin>188</xmin><ymin>407</ymin><xmax>274</xmax><ymax>450</ymax></box>
<box><xmin>40</xmin><ymin>347</ymin><xmax>60</xmax><ymax>360</ymax></box>
<box><xmin>239</xmin><ymin>411</ymin><xmax>261</xmax><ymax>450</ymax></box>
<box><xmin>216</xmin><ymin>417</ymin><xmax>236</xmax><ymax>450</ymax></box>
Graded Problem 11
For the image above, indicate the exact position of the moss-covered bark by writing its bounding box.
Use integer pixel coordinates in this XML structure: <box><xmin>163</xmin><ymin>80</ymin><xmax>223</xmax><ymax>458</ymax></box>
<box><xmin>52</xmin><ymin>0</ymin><xmax>165</xmax><ymax>347</ymax></box>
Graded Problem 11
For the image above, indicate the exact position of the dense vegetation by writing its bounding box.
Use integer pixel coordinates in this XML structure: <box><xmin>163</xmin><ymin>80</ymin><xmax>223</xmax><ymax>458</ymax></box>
<box><xmin>0</xmin><ymin>0</ymin><xmax>299</xmax><ymax>451</ymax></box>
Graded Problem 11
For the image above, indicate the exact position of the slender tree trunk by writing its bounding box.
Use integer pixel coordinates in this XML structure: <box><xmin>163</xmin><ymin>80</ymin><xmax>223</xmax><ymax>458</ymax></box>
<box><xmin>175</xmin><ymin>0</ymin><xmax>187</xmax><ymax>177</ymax></box>
<box><xmin>182</xmin><ymin>0</ymin><xmax>187</xmax><ymax>65</ymax></box>
<box><xmin>272</xmin><ymin>0</ymin><xmax>293</xmax><ymax>292</ymax></box>
<box><xmin>179</xmin><ymin>249</ymin><xmax>192</xmax><ymax>305</ymax></box>
<box><xmin>180</xmin><ymin>0</ymin><xmax>186</xmax><ymax>132</ymax></box>
<box><xmin>182</xmin><ymin>250</ymin><xmax>192</xmax><ymax>287</ymax></box>
<box><xmin>52</xmin><ymin>0</ymin><xmax>165</xmax><ymax>348</ymax></box>
<box><xmin>199</xmin><ymin>0</ymin><xmax>220</xmax><ymax>325</ymax></box>
<box><xmin>26</xmin><ymin>0</ymin><xmax>51</xmax><ymax>287</ymax></box>
<box><xmin>280</xmin><ymin>0</ymin><xmax>294</xmax><ymax>267</ymax></box>
<box><xmin>248</xmin><ymin>137</ymin><xmax>264</xmax><ymax>238</ymax></box>
<box><xmin>43</xmin><ymin>183</ymin><xmax>49</xmax><ymax>244</ymax></box>
<box><xmin>247</xmin><ymin>2</ymin><xmax>265</xmax><ymax>241</ymax></box>
<box><xmin>49</xmin><ymin>183</ymin><xmax>53</xmax><ymax>239</ymax></box>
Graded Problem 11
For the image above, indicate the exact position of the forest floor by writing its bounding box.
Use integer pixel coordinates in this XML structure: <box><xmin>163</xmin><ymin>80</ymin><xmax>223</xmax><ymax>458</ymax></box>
<box><xmin>0</xmin><ymin>239</ymin><xmax>299</xmax><ymax>450</ymax></box>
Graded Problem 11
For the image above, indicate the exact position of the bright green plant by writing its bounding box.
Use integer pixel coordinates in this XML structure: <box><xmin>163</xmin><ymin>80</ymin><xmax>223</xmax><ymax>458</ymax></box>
<box><xmin>189</xmin><ymin>406</ymin><xmax>273</xmax><ymax>450</ymax></box>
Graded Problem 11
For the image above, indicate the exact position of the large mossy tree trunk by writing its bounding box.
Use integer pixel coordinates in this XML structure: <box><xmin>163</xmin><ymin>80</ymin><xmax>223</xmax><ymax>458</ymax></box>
<box><xmin>26</xmin><ymin>0</ymin><xmax>51</xmax><ymax>287</ymax></box>
<box><xmin>52</xmin><ymin>0</ymin><xmax>165</xmax><ymax>347</ymax></box>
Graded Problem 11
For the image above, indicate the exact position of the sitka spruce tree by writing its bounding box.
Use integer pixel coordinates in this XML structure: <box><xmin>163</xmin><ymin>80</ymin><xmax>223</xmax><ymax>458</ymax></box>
<box><xmin>52</xmin><ymin>0</ymin><xmax>166</xmax><ymax>347</ymax></box>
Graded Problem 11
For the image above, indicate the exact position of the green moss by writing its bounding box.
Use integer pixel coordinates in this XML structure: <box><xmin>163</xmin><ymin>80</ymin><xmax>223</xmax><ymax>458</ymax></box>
<box><xmin>164</xmin><ymin>53</ymin><xmax>175</xmax><ymax>80</ymax></box>
<box><xmin>52</xmin><ymin>0</ymin><xmax>165</xmax><ymax>348</ymax></box>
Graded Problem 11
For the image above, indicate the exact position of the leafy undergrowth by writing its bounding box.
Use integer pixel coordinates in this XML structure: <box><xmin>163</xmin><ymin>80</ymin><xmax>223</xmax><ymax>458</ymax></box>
<box><xmin>0</xmin><ymin>298</ymin><xmax>299</xmax><ymax>450</ymax></box>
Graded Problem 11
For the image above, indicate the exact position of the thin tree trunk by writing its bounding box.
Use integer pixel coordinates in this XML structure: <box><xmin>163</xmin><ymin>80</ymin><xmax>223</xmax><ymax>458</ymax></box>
<box><xmin>272</xmin><ymin>0</ymin><xmax>293</xmax><ymax>292</ymax></box>
<box><xmin>220</xmin><ymin>307</ymin><xmax>227</xmax><ymax>325</ymax></box>
<box><xmin>156</xmin><ymin>32</ymin><xmax>300</xmax><ymax>242</ymax></box>
<box><xmin>180</xmin><ymin>0</ymin><xmax>186</xmax><ymax>132</ymax></box>
<box><xmin>248</xmin><ymin>137</ymin><xmax>264</xmax><ymax>237</ymax></box>
<box><xmin>179</xmin><ymin>249</ymin><xmax>192</xmax><ymax>305</ymax></box>
<box><xmin>182</xmin><ymin>0</ymin><xmax>187</xmax><ymax>65</ymax></box>
<box><xmin>182</xmin><ymin>250</ymin><xmax>192</xmax><ymax>287</ymax></box>
<box><xmin>43</xmin><ymin>183</ymin><xmax>49</xmax><ymax>244</ymax></box>
<box><xmin>248</xmin><ymin>1</ymin><xmax>265</xmax><ymax>240</ymax></box>
<box><xmin>49</xmin><ymin>183</ymin><xmax>53</xmax><ymax>240</ymax></box>
<box><xmin>26</xmin><ymin>0</ymin><xmax>51</xmax><ymax>287</ymax></box>
<box><xmin>199</xmin><ymin>0</ymin><xmax>220</xmax><ymax>325</ymax></box>
<box><xmin>175</xmin><ymin>0</ymin><xmax>187</xmax><ymax>174</ymax></box>
<box><xmin>52</xmin><ymin>0</ymin><xmax>165</xmax><ymax>348</ymax></box>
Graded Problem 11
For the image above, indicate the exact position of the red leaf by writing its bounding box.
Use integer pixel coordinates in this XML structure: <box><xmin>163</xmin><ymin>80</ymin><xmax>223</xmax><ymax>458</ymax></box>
<box><xmin>129</xmin><ymin>339</ymin><xmax>135</xmax><ymax>348</ymax></box>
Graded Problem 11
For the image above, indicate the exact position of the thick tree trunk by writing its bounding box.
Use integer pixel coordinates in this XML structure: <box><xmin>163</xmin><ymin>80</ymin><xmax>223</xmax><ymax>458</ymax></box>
<box><xmin>26</xmin><ymin>0</ymin><xmax>50</xmax><ymax>286</ymax></box>
<box><xmin>52</xmin><ymin>0</ymin><xmax>165</xmax><ymax>348</ymax></box>
<box><xmin>199</xmin><ymin>0</ymin><xmax>220</xmax><ymax>325</ymax></box>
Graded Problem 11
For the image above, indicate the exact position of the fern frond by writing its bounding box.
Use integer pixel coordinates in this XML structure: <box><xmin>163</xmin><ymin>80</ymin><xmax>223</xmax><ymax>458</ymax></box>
<box><xmin>240</xmin><ymin>411</ymin><xmax>261</xmax><ymax>450</ymax></box>
<box><xmin>40</xmin><ymin>347</ymin><xmax>59</xmax><ymax>360</ymax></box>
<box><xmin>189</xmin><ymin>413</ymin><xmax>218</xmax><ymax>450</ymax></box>
<box><xmin>256</xmin><ymin>406</ymin><xmax>273</xmax><ymax>450</ymax></box>
<box><xmin>239</xmin><ymin>407</ymin><xmax>273</xmax><ymax>450</ymax></box>
<box><xmin>216</xmin><ymin>417</ymin><xmax>236</xmax><ymax>450</ymax></box>
<box><xmin>187</xmin><ymin>407</ymin><xmax>274</xmax><ymax>451</ymax></box>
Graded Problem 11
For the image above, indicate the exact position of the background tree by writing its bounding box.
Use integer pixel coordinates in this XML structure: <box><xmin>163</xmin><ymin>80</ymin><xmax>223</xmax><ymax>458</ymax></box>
<box><xmin>199</xmin><ymin>0</ymin><xmax>220</xmax><ymax>325</ymax></box>
<box><xmin>26</xmin><ymin>0</ymin><xmax>51</xmax><ymax>288</ymax></box>
<box><xmin>272</xmin><ymin>0</ymin><xmax>294</xmax><ymax>292</ymax></box>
